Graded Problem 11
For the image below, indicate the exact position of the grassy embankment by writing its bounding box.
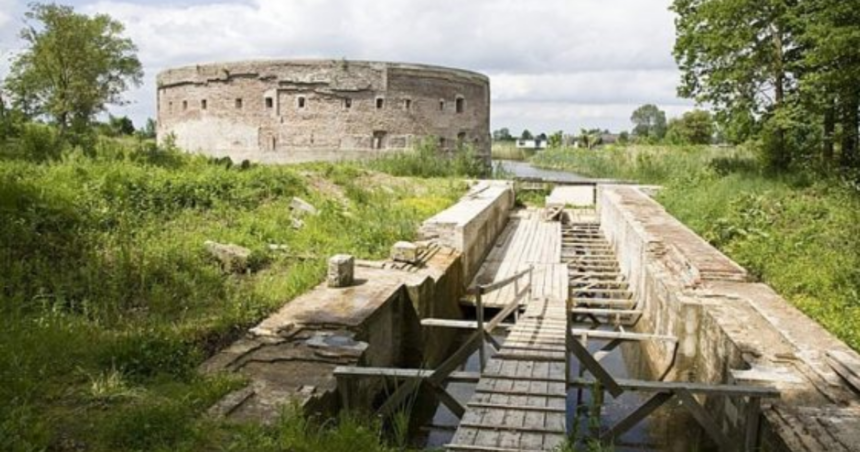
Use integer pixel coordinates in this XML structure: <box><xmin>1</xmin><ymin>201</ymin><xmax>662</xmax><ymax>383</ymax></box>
<box><xmin>491</xmin><ymin>141</ymin><xmax>536</xmax><ymax>161</ymax></box>
<box><xmin>0</xmin><ymin>129</ymin><xmax>472</xmax><ymax>451</ymax></box>
<box><xmin>532</xmin><ymin>145</ymin><xmax>860</xmax><ymax>351</ymax></box>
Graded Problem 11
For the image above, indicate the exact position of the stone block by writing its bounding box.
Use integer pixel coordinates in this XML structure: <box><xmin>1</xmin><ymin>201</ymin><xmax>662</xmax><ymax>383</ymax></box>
<box><xmin>205</xmin><ymin>240</ymin><xmax>252</xmax><ymax>273</ymax></box>
<box><xmin>391</xmin><ymin>241</ymin><xmax>420</xmax><ymax>263</ymax></box>
<box><xmin>290</xmin><ymin>197</ymin><xmax>318</xmax><ymax>216</ymax></box>
<box><xmin>327</xmin><ymin>254</ymin><xmax>354</xmax><ymax>288</ymax></box>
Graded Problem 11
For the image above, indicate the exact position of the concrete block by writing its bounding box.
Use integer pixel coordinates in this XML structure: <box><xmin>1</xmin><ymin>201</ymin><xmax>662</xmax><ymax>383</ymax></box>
<box><xmin>204</xmin><ymin>240</ymin><xmax>252</xmax><ymax>273</ymax></box>
<box><xmin>391</xmin><ymin>241</ymin><xmax>420</xmax><ymax>263</ymax></box>
<box><xmin>290</xmin><ymin>197</ymin><xmax>318</xmax><ymax>216</ymax></box>
<box><xmin>327</xmin><ymin>254</ymin><xmax>354</xmax><ymax>288</ymax></box>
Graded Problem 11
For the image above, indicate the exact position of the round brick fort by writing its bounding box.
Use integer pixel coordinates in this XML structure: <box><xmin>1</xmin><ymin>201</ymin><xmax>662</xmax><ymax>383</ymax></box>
<box><xmin>156</xmin><ymin>59</ymin><xmax>491</xmax><ymax>164</ymax></box>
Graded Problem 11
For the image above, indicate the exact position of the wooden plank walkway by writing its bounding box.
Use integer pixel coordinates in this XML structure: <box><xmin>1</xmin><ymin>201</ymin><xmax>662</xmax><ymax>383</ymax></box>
<box><xmin>470</xmin><ymin>209</ymin><xmax>561</xmax><ymax>308</ymax></box>
<box><xmin>449</xmin><ymin>207</ymin><xmax>569</xmax><ymax>451</ymax></box>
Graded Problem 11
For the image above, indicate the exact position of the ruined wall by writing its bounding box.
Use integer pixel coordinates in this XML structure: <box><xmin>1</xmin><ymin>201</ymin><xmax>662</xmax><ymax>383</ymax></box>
<box><xmin>598</xmin><ymin>185</ymin><xmax>860</xmax><ymax>451</ymax></box>
<box><xmin>156</xmin><ymin>60</ymin><xmax>491</xmax><ymax>164</ymax></box>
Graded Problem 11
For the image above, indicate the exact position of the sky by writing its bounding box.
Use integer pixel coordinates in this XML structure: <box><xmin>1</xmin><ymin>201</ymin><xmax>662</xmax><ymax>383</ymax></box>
<box><xmin>0</xmin><ymin>0</ymin><xmax>696</xmax><ymax>135</ymax></box>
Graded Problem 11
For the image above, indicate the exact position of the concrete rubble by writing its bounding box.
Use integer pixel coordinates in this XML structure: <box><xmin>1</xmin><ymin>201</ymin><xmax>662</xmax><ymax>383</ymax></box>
<box><xmin>204</xmin><ymin>240</ymin><xmax>252</xmax><ymax>273</ymax></box>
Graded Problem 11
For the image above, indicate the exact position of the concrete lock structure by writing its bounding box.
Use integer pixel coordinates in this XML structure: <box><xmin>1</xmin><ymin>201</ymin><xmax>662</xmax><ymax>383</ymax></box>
<box><xmin>156</xmin><ymin>59</ymin><xmax>491</xmax><ymax>164</ymax></box>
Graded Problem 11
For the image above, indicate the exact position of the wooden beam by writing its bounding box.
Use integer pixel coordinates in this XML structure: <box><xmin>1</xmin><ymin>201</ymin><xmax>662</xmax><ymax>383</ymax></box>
<box><xmin>569</xmin><ymin>329</ymin><xmax>677</xmax><ymax>342</ymax></box>
<box><xmin>600</xmin><ymin>392</ymin><xmax>674</xmax><ymax>442</ymax></box>
<box><xmin>568</xmin><ymin>335</ymin><xmax>624</xmax><ymax>397</ymax></box>
<box><xmin>420</xmin><ymin>318</ymin><xmax>514</xmax><ymax>330</ymax></box>
<box><xmin>567</xmin><ymin>378</ymin><xmax>780</xmax><ymax>397</ymax></box>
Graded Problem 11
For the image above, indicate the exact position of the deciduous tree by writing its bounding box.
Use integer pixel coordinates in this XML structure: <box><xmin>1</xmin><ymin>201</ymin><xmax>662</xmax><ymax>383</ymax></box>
<box><xmin>630</xmin><ymin>104</ymin><xmax>667</xmax><ymax>140</ymax></box>
<box><xmin>5</xmin><ymin>3</ymin><xmax>142</xmax><ymax>140</ymax></box>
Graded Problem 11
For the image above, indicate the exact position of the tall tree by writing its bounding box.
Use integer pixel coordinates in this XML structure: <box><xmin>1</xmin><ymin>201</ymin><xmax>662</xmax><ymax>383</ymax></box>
<box><xmin>5</xmin><ymin>3</ymin><xmax>142</xmax><ymax>139</ymax></box>
<box><xmin>520</xmin><ymin>129</ymin><xmax>534</xmax><ymax>141</ymax></box>
<box><xmin>672</xmin><ymin>0</ymin><xmax>800</xmax><ymax>166</ymax></box>
<box><xmin>799</xmin><ymin>0</ymin><xmax>860</xmax><ymax>166</ymax></box>
<box><xmin>630</xmin><ymin>104</ymin><xmax>667</xmax><ymax>140</ymax></box>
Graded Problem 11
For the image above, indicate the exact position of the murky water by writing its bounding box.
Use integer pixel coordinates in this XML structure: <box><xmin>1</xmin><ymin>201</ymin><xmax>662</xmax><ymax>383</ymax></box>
<box><xmin>495</xmin><ymin>159</ymin><xmax>591</xmax><ymax>182</ymax></box>
<box><xmin>415</xmin><ymin>322</ymin><xmax>679</xmax><ymax>451</ymax></box>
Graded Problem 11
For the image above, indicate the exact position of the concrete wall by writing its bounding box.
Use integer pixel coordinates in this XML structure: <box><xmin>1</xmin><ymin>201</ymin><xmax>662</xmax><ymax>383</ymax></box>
<box><xmin>598</xmin><ymin>185</ymin><xmax>860</xmax><ymax>451</ymax></box>
<box><xmin>419</xmin><ymin>180</ymin><xmax>515</xmax><ymax>282</ymax></box>
<box><xmin>156</xmin><ymin>60</ymin><xmax>491</xmax><ymax>164</ymax></box>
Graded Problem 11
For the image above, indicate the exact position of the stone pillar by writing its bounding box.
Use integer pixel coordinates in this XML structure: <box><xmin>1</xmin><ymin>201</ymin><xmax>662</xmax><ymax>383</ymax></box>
<box><xmin>327</xmin><ymin>254</ymin><xmax>354</xmax><ymax>288</ymax></box>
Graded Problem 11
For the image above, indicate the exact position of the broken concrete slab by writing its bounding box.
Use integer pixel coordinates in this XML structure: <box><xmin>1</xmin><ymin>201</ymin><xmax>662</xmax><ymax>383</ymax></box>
<box><xmin>290</xmin><ymin>197</ymin><xmax>318</xmax><ymax>216</ymax></box>
<box><xmin>204</xmin><ymin>240</ymin><xmax>252</xmax><ymax>273</ymax></box>
<box><xmin>391</xmin><ymin>241</ymin><xmax>420</xmax><ymax>264</ymax></box>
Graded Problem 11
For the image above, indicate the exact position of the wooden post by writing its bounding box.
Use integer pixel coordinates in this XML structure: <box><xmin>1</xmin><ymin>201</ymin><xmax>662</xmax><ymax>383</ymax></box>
<box><xmin>744</xmin><ymin>397</ymin><xmax>762</xmax><ymax>452</ymax></box>
<box><xmin>476</xmin><ymin>289</ymin><xmax>486</xmax><ymax>372</ymax></box>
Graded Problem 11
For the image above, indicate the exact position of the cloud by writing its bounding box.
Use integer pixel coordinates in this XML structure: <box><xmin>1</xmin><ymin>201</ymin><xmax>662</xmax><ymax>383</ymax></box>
<box><xmin>2</xmin><ymin>0</ymin><xmax>695</xmax><ymax>132</ymax></box>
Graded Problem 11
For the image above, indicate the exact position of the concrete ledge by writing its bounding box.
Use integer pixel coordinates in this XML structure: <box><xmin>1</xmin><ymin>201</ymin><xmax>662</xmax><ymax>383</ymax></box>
<box><xmin>419</xmin><ymin>180</ymin><xmax>514</xmax><ymax>281</ymax></box>
<box><xmin>598</xmin><ymin>185</ymin><xmax>860</xmax><ymax>452</ymax></box>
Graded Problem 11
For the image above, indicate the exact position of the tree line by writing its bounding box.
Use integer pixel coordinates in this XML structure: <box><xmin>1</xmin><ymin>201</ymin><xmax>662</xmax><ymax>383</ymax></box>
<box><xmin>672</xmin><ymin>0</ymin><xmax>860</xmax><ymax>169</ymax></box>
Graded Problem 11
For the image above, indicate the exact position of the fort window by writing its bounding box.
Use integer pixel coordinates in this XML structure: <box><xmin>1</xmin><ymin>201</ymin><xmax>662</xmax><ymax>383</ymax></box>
<box><xmin>458</xmin><ymin>131</ymin><xmax>467</xmax><ymax>145</ymax></box>
<box><xmin>376</xmin><ymin>98</ymin><xmax>385</xmax><ymax>109</ymax></box>
<box><xmin>265</xmin><ymin>97</ymin><xmax>274</xmax><ymax>109</ymax></box>
<box><xmin>456</xmin><ymin>97</ymin><xmax>465</xmax><ymax>113</ymax></box>
<box><xmin>373</xmin><ymin>131</ymin><xmax>387</xmax><ymax>150</ymax></box>
<box><xmin>344</xmin><ymin>98</ymin><xmax>352</xmax><ymax>109</ymax></box>
<box><xmin>182</xmin><ymin>100</ymin><xmax>188</xmax><ymax>111</ymax></box>
<box><xmin>235</xmin><ymin>98</ymin><xmax>243</xmax><ymax>109</ymax></box>
<box><xmin>271</xmin><ymin>137</ymin><xmax>277</xmax><ymax>150</ymax></box>
<box><xmin>404</xmin><ymin>99</ymin><xmax>412</xmax><ymax>110</ymax></box>
<box><xmin>298</xmin><ymin>96</ymin><xmax>306</xmax><ymax>109</ymax></box>
<box><xmin>201</xmin><ymin>99</ymin><xmax>207</xmax><ymax>110</ymax></box>
<box><xmin>168</xmin><ymin>101</ymin><xmax>173</xmax><ymax>112</ymax></box>
<box><xmin>439</xmin><ymin>137</ymin><xmax>446</xmax><ymax>148</ymax></box>
<box><xmin>439</xmin><ymin>100</ymin><xmax>445</xmax><ymax>111</ymax></box>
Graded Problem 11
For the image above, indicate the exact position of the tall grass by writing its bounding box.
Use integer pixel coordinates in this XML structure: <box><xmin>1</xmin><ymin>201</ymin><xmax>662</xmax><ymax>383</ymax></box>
<box><xmin>491</xmin><ymin>142</ymin><xmax>535</xmax><ymax>161</ymax></box>
<box><xmin>0</xmin><ymin>135</ymin><xmax>464</xmax><ymax>451</ymax></box>
<box><xmin>529</xmin><ymin>144</ymin><xmax>860</xmax><ymax>351</ymax></box>
<box><xmin>364</xmin><ymin>138</ymin><xmax>489</xmax><ymax>178</ymax></box>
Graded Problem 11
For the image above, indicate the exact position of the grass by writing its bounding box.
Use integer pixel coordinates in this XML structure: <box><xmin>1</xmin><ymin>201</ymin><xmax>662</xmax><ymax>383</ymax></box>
<box><xmin>0</xmin><ymin>132</ymin><xmax>467</xmax><ymax>451</ymax></box>
<box><xmin>532</xmin><ymin>144</ymin><xmax>860</xmax><ymax>351</ymax></box>
<box><xmin>491</xmin><ymin>141</ymin><xmax>535</xmax><ymax>161</ymax></box>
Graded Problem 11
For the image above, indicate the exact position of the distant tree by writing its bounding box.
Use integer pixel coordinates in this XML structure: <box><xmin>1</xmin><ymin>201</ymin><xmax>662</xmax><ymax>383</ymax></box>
<box><xmin>618</xmin><ymin>131</ymin><xmax>630</xmax><ymax>145</ymax></box>
<box><xmin>630</xmin><ymin>104</ymin><xmax>667</xmax><ymax>140</ymax></box>
<box><xmin>548</xmin><ymin>131</ymin><xmax>563</xmax><ymax>148</ymax></box>
<box><xmin>665</xmin><ymin>110</ymin><xmax>715</xmax><ymax>145</ymax></box>
<box><xmin>520</xmin><ymin>129</ymin><xmax>534</xmax><ymax>141</ymax></box>
<box><xmin>492</xmin><ymin>127</ymin><xmax>514</xmax><ymax>142</ymax></box>
<box><xmin>577</xmin><ymin>129</ymin><xmax>601</xmax><ymax>150</ymax></box>
<box><xmin>109</xmin><ymin>115</ymin><xmax>135</xmax><ymax>135</ymax></box>
<box><xmin>137</xmin><ymin>117</ymin><xmax>156</xmax><ymax>140</ymax></box>
<box><xmin>5</xmin><ymin>4</ymin><xmax>143</xmax><ymax>141</ymax></box>
<box><xmin>536</xmin><ymin>132</ymin><xmax>548</xmax><ymax>142</ymax></box>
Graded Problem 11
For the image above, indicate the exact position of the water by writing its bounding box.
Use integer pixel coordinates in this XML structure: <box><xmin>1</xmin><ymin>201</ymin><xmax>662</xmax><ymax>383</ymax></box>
<box><xmin>416</xmin><ymin>326</ymin><xmax>673</xmax><ymax>450</ymax></box>
<box><xmin>495</xmin><ymin>159</ymin><xmax>592</xmax><ymax>182</ymax></box>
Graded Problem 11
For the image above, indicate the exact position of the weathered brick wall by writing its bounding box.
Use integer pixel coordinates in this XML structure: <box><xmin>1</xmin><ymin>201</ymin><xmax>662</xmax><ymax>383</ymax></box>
<box><xmin>156</xmin><ymin>59</ymin><xmax>491</xmax><ymax>164</ymax></box>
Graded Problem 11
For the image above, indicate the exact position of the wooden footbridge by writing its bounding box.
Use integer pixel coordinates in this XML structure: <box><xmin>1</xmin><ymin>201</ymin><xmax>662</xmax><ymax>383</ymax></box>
<box><xmin>335</xmin><ymin>186</ymin><xmax>779</xmax><ymax>451</ymax></box>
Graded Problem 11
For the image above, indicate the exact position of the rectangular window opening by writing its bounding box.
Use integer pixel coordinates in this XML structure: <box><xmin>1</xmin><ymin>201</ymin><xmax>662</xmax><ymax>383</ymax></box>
<box><xmin>271</xmin><ymin>137</ymin><xmax>277</xmax><ymax>150</ymax></box>
<box><xmin>439</xmin><ymin>137</ymin><xmax>446</xmax><ymax>149</ymax></box>
<box><xmin>456</xmin><ymin>97</ymin><xmax>465</xmax><ymax>113</ymax></box>
<box><xmin>376</xmin><ymin>98</ymin><xmax>384</xmax><ymax>109</ymax></box>
<box><xmin>265</xmin><ymin>97</ymin><xmax>274</xmax><ymax>109</ymax></box>
<box><xmin>235</xmin><ymin>98</ymin><xmax>243</xmax><ymax>109</ymax></box>
<box><xmin>344</xmin><ymin>98</ymin><xmax>352</xmax><ymax>109</ymax></box>
<box><xmin>404</xmin><ymin>99</ymin><xmax>412</xmax><ymax>110</ymax></box>
<box><xmin>298</xmin><ymin>96</ymin><xmax>306</xmax><ymax>108</ymax></box>
<box><xmin>182</xmin><ymin>100</ymin><xmax>188</xmax><ymax>110</ymax></box>
<box><xmin>373</xmin><ymin>131</ymin><xmax>387</xmax><ymax>150</ymax></box>
<box><xmin>439</xmin><ymin>100</ymin><xmax>445</xmax><ymax>111</ymax></box>
<box><xmin>201</xmin><ymin>99</ymin><xmax>207</xmax><ymax>110</ymax></box>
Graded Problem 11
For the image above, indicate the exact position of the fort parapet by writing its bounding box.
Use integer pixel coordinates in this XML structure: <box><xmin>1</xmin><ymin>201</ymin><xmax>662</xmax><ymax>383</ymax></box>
<box><xmin>156</xmin><ymin>59</ymin><xmax>491</xmax><ymax>164</ymax></box>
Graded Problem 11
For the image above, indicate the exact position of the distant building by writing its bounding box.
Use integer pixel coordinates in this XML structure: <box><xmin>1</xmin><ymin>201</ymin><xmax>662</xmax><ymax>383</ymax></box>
<box><xmin>516</xmin><ymin>139</ymin><xmax>548</xmax><ymax>150</ymax></box>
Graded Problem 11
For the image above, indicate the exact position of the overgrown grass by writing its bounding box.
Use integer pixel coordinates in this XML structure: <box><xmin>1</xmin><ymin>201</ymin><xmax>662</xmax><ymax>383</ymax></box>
<box><xmin>363</xmin><ymin>138</ymin><xmax>488</xmax><ymax>178</ymax></box>
<box><xmin>491</xmin><ymin>142</ymin><xmax>535</xmax><ymax>161</ymax></box>
<box><xmin>532</xmin><ymin>144</ymin><xmax>860</xmax><ymax>351</ymax></box>
<box><xmin>0</xmin><ymin>133</ymin><xmax>465</xmax><ymax>451</ymax></box>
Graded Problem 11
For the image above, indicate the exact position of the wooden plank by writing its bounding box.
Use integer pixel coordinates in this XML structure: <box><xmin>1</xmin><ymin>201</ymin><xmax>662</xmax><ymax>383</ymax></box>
<box><xmin>600</xmin><ymin>392</ymin><xmax>674</xmax><ymax>442</ymax></box>
<box><xmin>568</xmin><ymin>378</ymin><xmax>781</xmax><ymax>397</ymax></box>
<box><xmin>422</xmin><ymin>318</ymin><xmax>515</xmax><ymax>330</ymax></box>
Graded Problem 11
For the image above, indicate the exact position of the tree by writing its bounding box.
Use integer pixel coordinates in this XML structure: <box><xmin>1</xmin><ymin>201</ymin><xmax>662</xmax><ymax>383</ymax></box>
<box><xmin>108</xmin><ymin>114</ymin><xmax>135</xmax><ymax>136</ymax></box>
<box><xmin>799</xmin><ymin>0</ymin><xmax>860</xmax><ymax>165</ymax></box>
<box><xmin>665</xmin><ymin>110</ymin><xmax>715</xmax><ymax>145</ymax></box>
<box><xmin>5</xmin><ymin>4</ymin><xmax>143</xmax><ymax>140</ymax></box>
<box><xmin>671</xmin><ymin>0</ymin><xmax>800</xmax><ymax>167</ymax></box>
<box><xmin>618</xmin><ymin>131</ymin><xmax>630</xmax><ymax>145</ymax></box>
<box><xmin>137</xmin><ymin>118</ymin><xmax>156</xmax><ymax>140</ymax></box>
<box><xmin>492</xmin><ymin>127</ymin><xmax>514</xmax><ymax>142</ymax></box>
<box><xmin>630</xmin><ymin>104</ymin><xmax>667</xmax><ymax>140</ymax></box>
<box><xmin>520</xmin><ymin>129</ymin><xmax>534</xmax><ymax>141</ymax></box>
<box><xmin>547</xmin><ymin>131</ymin><xmax>564</xmax><ymax>148</ymax></box>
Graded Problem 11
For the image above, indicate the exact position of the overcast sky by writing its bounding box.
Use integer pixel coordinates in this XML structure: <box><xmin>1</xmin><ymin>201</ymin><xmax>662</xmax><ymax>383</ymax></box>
<box><xmin>0</xmin><ymin>0</ymin><xmax>696</xmax><ymax>134</ymax></box>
